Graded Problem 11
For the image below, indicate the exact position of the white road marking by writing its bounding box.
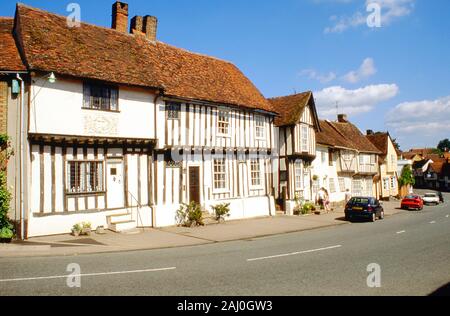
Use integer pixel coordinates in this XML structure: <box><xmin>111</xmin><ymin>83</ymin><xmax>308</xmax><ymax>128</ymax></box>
<box><xmin>397</xmin><ymin>230</ymin><xmax>406</xmax><ymax>234</ymax></box>
<box><xmin>0</xmin><ymin>267</ymin><xmax>176</xmax><ymax>283</ymax></box>
<box><xmin>430</xmin><ymin>221</ymin><xmax>436</xmax><ymax>224</ymax></box>
<box><xmin>247</xmin><ymin>245</ymin><xmax>342</xmax><ymax>262</ymax></box>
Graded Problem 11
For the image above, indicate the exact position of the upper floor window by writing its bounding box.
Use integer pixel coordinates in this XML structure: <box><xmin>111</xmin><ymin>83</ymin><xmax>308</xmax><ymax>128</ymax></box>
<box><xmin>167</xmin><ymin>102</ymin><xmax>181</xmax><ymax>120</ymax></box>
<box><xmin>301</xmin><ymin>125</ymin><xmax>308</xmax><ymax>152</ymax></box>
<box><xmin>255</xmin><ymin>116</ymin><xmax>265</xmax><ymax>139</ymax></box>
<box><xmin>83</xmin><ymin>82</ymin><xmax>118</xmax><ymax>111</ymax></box>
<box><xmin>217</xmin><ymin>110</ymin><xmax>230</xmax><ymax>136</ymax></box>
<box><xmin>250</xmin><ymin>159</ymin><xmax>262</xmax><ymax>187</ymax></box>
<box><xmin>67</xmin><ymin>161</ymin><xmax>104</xmax><ymax>194</ymax></box>
<box><xmin>213</xmin><ymin>158</ymin><xmax>227</xmax><ymax>190</ymax></box>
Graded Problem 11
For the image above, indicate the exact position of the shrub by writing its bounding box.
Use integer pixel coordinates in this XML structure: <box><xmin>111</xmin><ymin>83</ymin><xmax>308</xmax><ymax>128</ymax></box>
<box><xmin>176</xmin><ymin>202</ymin><xmax>204</xmax><ymax>227</ymax></box>
<box><xmin>302</xmin><ymin>202</ymin><xmax>316</xmax><ymax>215</ymax></box>
<box><xmin>0</xmin><ymin>171</ymin><xmax>12</xmax><ymax>229</ymax></box>
<box><xmin>72</xmin><ymin>223</ymin><xmax>82</xmax><ymax>232</ymax></box>
<box><xmin>211</xmin><ymin>203</ymin><xmax>231</xmax><ymax>222</ymax></box>
<box><xmin>0</xmin><ymin>226</ymin><xmax>14</xmax><ymax>239</ymax></box>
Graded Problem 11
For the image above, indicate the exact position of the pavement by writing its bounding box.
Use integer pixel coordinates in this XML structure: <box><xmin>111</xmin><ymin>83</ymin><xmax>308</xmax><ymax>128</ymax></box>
<box><xmin>0</xmin><ymin>192</ymin><xmax>448</xmax><ymax>296</ymax></box>
<box><xmin>1</xmin><ymin>199</ymin><xmax>403</xmax><ymax>258</ymax></box>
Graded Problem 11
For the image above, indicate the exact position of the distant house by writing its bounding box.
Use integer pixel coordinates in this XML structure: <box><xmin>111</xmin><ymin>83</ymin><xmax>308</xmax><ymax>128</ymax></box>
<box><xmin>366</xmin><ymin>132</ymin><xmax>399</xmax><ymax>199</ymax></box>
<box><xmin>268</xmin><ymin>92</ymin><xmax>321</xmax><ymax>213</ymax></box>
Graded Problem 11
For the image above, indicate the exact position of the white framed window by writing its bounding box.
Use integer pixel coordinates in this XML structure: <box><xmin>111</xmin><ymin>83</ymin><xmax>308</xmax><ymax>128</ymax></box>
<box><xmin>329</xmin><ymin>178</ymin><xmax>336</xmax><ymax>193</ymax></box>
<box><xmin>67</xmin><ymin>160</ymin><xmax>104</xmax><ymax>194</ymax></box>
<box><xmin>250</xmin><ymin>159</ymin><xmax>262</xmax><ymax>187</ymax></box>
<box><xmin>390</xmin><ymin>177</ymin><xmax>397</xmax><ymax>189</ymax></box>
<box><xmin>217</xmin><ymin>110</ymin><xmax>230</xmax><ymax>136</ymax></box>
<box><xmin>294</xmin><ymin>160</ymin><xmax>303</xmax><ymax>190</ymax></box>
<box><xmin>301</xmin><ymin>125</ymin><xmax>308</xmax><ymax>152</ymax></box>
<box><xmin>352</xmin><ymin>179</ymin><xmax>362</xmax><ymax>197</ymax></box>
<box><xmin>383</xmin><ymin>178</ymin><xmax>389</xmax><ymax>191</ymax></box>
<box><xmin>338</xmin><ymin>177</ymin><xmax>346</xmax><ymax>192</ymax></box>
<box><xmin>321</xmin><ymin>151</ymin><xmax>327</xmax><ymax>165</ymax></box>
<box><xmin>255</xmin><ymin>116</ymin><xmax>265</xmax><ymax>139</ymax></box>
<box><xmin>167</xmin><ymin>102</ymin><xmax>181</xmax><ymax>120</ymax></box>
<box><xmin>213</xmin><ymin>158</ymin><xmax>227</xmax><ymax>191</ymax></box>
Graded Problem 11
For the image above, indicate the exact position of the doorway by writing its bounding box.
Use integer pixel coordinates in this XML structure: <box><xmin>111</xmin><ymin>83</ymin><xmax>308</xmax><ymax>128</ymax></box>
<box><xmin>188</xmin><ymin>166</ymin><xmax>201</xmax><ymax>204</ymax></box>
<box><xmin>106</xmin><ymin>158</ymin><xmax>125</xmax><ymax>209</ymax></box>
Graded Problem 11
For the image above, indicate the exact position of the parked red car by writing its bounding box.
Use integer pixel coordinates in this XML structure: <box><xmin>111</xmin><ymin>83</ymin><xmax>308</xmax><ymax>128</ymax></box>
<box><xmin>401</xmin><ymin>195</ymin><xmax>424</xmax><ymax>211</ymax></box>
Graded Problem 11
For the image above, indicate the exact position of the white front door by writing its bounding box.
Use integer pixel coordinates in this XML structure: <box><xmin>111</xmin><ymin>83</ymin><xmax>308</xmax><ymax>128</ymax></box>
<box><xmin>107</xmin><ymin>159</ymin><xmax>124</xmax><ymax>209</ymax></box>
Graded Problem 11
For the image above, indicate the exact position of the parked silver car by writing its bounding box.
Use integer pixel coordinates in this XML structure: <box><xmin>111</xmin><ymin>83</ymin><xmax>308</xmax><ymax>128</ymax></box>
<box><xmin>422</xmin><ymin>193</ymin><xmax>440</xmax><ymax>206</ymax></box>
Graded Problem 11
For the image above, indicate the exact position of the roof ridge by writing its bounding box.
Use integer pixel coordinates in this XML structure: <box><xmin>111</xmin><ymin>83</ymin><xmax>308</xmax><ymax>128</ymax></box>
<box><xmin>268</xmin><ymin>91</ymin><xmax>311</xmax><ymax>100</ymax></box>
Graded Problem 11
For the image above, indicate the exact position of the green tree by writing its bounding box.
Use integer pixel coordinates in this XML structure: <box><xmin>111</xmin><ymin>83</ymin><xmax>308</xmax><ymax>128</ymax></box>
<box><xmin>398</xmin><ymin>165</ymin><xmax>415</xmax><ymax>189</ymax></box>
<box><xmin>437</xmin><ymin>139</ymin><xmax>450</xmax><ymax>153</ymax></box>
<box><xmin>392</xmin><ymin>138</ymin><xmax>401</xmax><ymax>152</ymax></box>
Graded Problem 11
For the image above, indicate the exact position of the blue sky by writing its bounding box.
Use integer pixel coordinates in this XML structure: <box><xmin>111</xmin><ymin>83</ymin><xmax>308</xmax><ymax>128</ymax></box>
<box><xmin>2</xmin><ymin>0</ymin><xmax>449</xmax><ymax>150</ymax></box>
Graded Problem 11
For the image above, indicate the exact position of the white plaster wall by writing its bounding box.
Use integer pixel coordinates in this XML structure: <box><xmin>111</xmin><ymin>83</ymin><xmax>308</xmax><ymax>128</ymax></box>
<box><xmin>29</xmin><ymin>78</ymin><xmax>155</xmax><ymax>139</ymax></box>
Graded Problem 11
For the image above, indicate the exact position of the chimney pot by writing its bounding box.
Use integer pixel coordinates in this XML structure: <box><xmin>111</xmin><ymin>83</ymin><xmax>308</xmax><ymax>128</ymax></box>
<box><xmin>112</xmin><ymin>1</ymin><xmax>129</xmax><ymax>33</ymax></box>
<box><xmin>367</xmin><ymin>130</ymin><xmax>374</xmax><ymax>136</ymax></box>
<box><xmin>338</xmin><ymin>114</ymin><xmax>348</xmax><ymax>123</ymax></box>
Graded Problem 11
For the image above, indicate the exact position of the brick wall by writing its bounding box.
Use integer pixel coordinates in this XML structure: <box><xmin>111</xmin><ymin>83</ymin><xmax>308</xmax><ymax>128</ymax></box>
<box><xmin>0</xmin><ymin>81</ymin><xmax>7</xmax><ymax>135</ymax></box>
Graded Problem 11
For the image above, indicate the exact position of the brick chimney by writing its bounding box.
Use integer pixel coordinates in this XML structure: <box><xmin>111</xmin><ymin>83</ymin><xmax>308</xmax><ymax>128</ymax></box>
<box><xmin>143</xmin><ymin>15</ymin><xmax>158</xmax><ymax>41</ymax></box>
<box><xmin>112</xmin><ymin>1</ymin><xmax>129</xmax><ymax>33</ymax></box>
<box><xmin>130</xmin><ymin>15</ymin><xmax>144</xmax><ymax>35</ymax></box>
<box><xmin>338</xmin><ymin>114</ymin><xmax>348</xmax><ymax>123</ymax></box>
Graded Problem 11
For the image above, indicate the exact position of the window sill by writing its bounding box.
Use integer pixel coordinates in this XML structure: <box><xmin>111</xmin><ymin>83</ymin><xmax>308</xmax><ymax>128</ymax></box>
<box><xmin>217</xmin><ymin>134</ymin><xmax>231</xmax><ymax>138</ymax></box>
<box><xmin>82</xmin><ymin>107</ymin><xmax>121</xmax><ymax>114</ymax></box>
<box><xmin>213</xmin><ymin>189</ymin><xmax>230</xmax><ymax>195</ymax></box>
<box><xmin>65</xmin><ymin>191</ymin><xmax>106</xmax><ymax>197</ymax></box>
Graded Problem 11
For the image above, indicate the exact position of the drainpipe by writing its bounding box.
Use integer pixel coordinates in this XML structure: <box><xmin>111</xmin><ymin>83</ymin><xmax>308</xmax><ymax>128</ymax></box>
<box><xmin>16</xmin><ymin>74</ymin><xmax>25</xmax><ymax>240</ymax></box>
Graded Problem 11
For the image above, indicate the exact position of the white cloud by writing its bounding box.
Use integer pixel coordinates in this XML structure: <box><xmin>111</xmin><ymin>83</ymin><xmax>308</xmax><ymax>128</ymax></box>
<box><xmin>342</xmin><ymin>58</ymin><xmax>377</xmax><ymax>83</ymax></box>
<box><xmin>324</xmin><ymin>0</ymin><xmax>415</xmax><ymax>34</ymax></box>
<box><xmin>386</xmin><ymin>96</ymin><xmax>450</xmax><ymax>136</ymax></box>
<box><xmin>314</xmin><ymin>83</ymin><xmax>399</xmax><ymax>117</ymax></box>
<box><xmin>300</xmin><ymin>69</ymin><xmax>337</xmax><ymax>83</ymax></box>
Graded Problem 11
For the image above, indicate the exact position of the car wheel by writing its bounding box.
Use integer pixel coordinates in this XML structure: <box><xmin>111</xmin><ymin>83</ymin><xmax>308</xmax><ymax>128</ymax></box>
<box><xmin>379</xmin><ymin>211</ymin><xmax>385</xmax><ymax>220</ymax></box>
<box><xmin>371</xmin><ymin>213</ymin><xmax>377</xmax><ymax>222</ymax></box>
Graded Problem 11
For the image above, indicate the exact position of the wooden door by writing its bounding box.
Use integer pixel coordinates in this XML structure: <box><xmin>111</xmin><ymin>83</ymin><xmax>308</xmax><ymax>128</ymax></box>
<box><xmin>188</xmin><ymin>167</ymin><xmax>201</xmax><ymax>204</ymax></box>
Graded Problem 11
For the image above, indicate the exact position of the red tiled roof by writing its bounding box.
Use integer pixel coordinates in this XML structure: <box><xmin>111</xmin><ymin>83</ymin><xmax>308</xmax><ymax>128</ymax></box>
<box><xmin>366</xmin><ymin>133</ymin><xmax>389</xmax><ymax>156</ymax></box>
<box><xmin>0</xmin><ymin>18</ymin><xmax>26</xmax><ymax>71</ymax></box>
<box><xmin>316</xmin><ymin>120</ymin><xmax>352</xmax><ymax>149</ymax></box>
<box><xmin>267</xmin><ymin>91</ymin><xmax>319</xmax><ymax>127</ymax></box>
<box><xmin>14</xmin><ymin>4</ymin><xmax>273</xmax><ymax>112</ymax></box>
<box><xmin>330</xmin><ymin>121</ymin><xmax>382</xmax><ymax>154</ymax></box>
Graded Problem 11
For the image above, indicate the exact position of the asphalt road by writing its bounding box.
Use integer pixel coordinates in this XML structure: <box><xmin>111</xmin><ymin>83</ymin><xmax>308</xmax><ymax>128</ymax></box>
<box><xmin>0</xmin><ymin>198</ymin><xmax>449</xmax><ymax>296</ymax></box>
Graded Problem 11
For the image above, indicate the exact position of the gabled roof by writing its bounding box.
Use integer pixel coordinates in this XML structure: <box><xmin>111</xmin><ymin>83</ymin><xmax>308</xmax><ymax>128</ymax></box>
<box><xmin>316</xmin><ymin>120</ymin><xmax>352</xmax><ymax>149</ymax></box>
<box><xmin>329</xmin><ymin>121</ymin><xmax>382</xmax><ymax>154</ymax></box>
<box><xmin>13</xmin><ymin>4</ymin><xmax>274</xmax><ymax>113</ymax></box>
<box><xmin>0</xmin><ymin>18</ymin><xmax>26</xmax><ymax>71</ymax></box>
<box><xmin>267</xmin><ymin>91</ymin><xmax>320</xmax><ymax>127</ymax></box>
<box><xmin>366</xmin><ymin>133</ymin><xmax>389</xmax><ymax>156</ymax></box>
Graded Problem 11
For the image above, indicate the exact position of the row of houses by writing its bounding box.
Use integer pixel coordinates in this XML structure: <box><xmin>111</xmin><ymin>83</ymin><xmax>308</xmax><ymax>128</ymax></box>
<box><xmin>0</xmin><ymin>2</ymin><xmax>400</xmax><ymax>238</ymax></box>
<box><xmin>404</xmin><ymin>150</ymin><xmax>450</xmax><ymax>191</ymax></box>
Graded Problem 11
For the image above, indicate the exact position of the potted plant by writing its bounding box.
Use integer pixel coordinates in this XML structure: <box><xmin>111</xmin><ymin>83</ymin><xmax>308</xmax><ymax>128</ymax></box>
<box><xmin>71</xmin><ymin>223</ymin><xmax>82</xmax><ymax>237</ymax></box>
<box><xmin>81</xmin><ymin>222</ymin><xmax>92</xmax><ymax>236</ymax></box>
<box><xmin>0</xmin><ymin>225</ymin><xmax>14</xmax><ymax>243</ymax></box>
<box><xmin>176</xmin><ymin>202</ymin><xmax>204</xmax><ymax>227</ymax></box>
<box><xmin>211</xmin><ymin>203</ymin><xmax>231</xmax><ymax>223</ymax></box>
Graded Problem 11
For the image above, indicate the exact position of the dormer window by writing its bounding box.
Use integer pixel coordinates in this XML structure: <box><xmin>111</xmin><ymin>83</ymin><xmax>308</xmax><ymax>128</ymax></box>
<box><xmin>83</xmin><ymin>82</ymin><xmax>119</xmax><ymax>112</ymax></box>
<box><xmin>167</xmin><ymin>102</ymin><xmax>181</xmax><ymax>120</ymax></box>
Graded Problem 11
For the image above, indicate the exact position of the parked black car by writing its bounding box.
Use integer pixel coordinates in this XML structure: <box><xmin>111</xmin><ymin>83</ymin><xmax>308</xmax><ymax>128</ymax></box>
<box><xmin>345</xmin><ymin>197</ymin><xmax>385</xmax><ymax>222</ymax></box>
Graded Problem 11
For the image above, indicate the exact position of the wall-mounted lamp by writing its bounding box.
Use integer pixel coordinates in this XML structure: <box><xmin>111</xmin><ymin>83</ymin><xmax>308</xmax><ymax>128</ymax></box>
<box><xmin>48</xmin><ymin>72</ymin><xmax>56</xmax><ymax>84</ymax></box>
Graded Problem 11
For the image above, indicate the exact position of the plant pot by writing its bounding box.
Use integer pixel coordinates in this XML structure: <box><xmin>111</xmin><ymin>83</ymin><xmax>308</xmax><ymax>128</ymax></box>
<box><xmin>81</xmin><ymin>228</ymin><xmax>91</xmax><ymax>236</ymax></box>
<box><xmin>0</xmin><ymin>237</ymin><xmax>12</xmax><ymax>244</ymax></box>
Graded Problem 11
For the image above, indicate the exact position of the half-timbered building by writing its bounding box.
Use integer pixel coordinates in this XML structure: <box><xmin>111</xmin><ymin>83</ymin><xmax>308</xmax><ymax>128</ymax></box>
<box><xmin>3</xmin><ymin>2</ymin><xmax>277</xmax><ymax>237</ymax></box>
<box><xmin>268</xmin><ymin>92</ymin><xmax>321</xmax><ymax>214</ymax></box>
